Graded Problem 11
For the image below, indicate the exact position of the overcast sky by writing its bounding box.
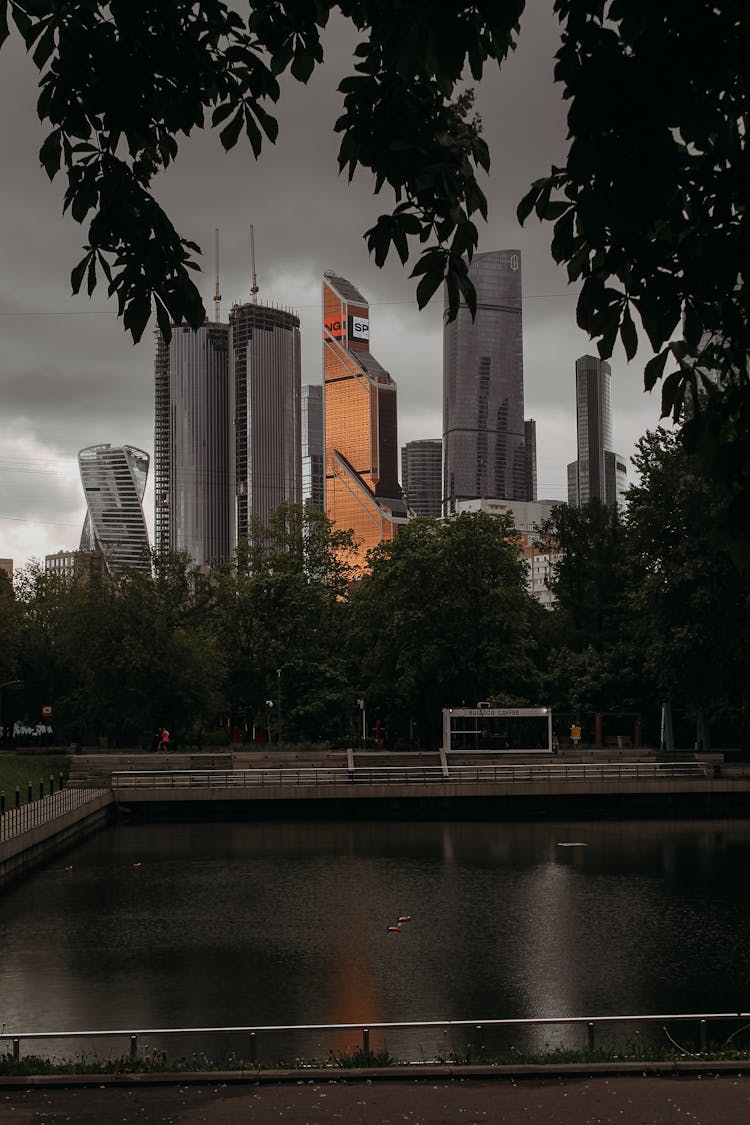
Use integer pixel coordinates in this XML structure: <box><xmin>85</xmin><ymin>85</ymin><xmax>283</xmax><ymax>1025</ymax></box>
<box><xmin>0</xmin><ymin>1</ymin><xmax>665</xmax><ymax>570</ymax></box>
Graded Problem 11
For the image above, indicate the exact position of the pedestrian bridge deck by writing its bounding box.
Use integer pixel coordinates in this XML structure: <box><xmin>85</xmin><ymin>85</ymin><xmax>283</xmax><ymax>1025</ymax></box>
<box><xmin>110</xmin><ymin>762</ymin><xmax>750</xmax><ymax>804</ymax></box>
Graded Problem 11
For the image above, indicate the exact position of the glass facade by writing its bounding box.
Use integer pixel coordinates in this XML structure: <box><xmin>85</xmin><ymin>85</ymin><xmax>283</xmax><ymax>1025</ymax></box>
<box><xmin>230</xmin><ymin>302</ymin><xmax>302</xmax><ymax>540</ymax></box>
<box><xmin>301</xmin><ymin>383</ymin><xmax>325</xmax><ymax>512</ymax></box>
<box><xmin>78</xmin><ymin>444</ymin><xmax>150</xmax><ymax>574</ymax></box>
<box><xmin>567</xmin><ymin>355</ymin><xmax>627</xmax><ymax>509</ymax></box>
<box><xmin>154</xmin><ymin>322</ymin><xmax>231</xmax><ymax>566</ymax></box>
<box><xmin>443</xmin><ymin>250</ymin><xmax>537</xmax><ymax>514</ymax></box>
<box><xmin>401</xmin><ymin>439</ymin><xmax>442</xmax><ymax>517</ymax></box>
<box><xmin>323</xmin><ymin>272</ymin><xmax>407</xmax><ymax>572</ymax></box>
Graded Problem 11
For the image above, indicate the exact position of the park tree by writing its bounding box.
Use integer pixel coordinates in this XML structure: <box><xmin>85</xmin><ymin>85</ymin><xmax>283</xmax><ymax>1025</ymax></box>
<box><xmin>211</xmin><ymin>503</ymin><xmax>356</xmax><ymax>744</ymax></box>
<box><xmin>0</xmin><ymin>568</ymin><xmax>22</xmax><ymax>739</ymax></box>
<box><xmin>13</xmin><ymin>563</ymin><xmax>77</xmax><ymax>733</ymax></box>
<box><xmin>625</xmin><ymin>428</ymin><xmax>750</xmax><ymax>745</ymax></box>
<box><xmin>539</xmin><ymin>502</ymin><xmax>646</xmax><ymax>723</ymax></box>
<box><xmin>13</xmin><ymin>554</ymin><xmax>226</xmax><ymax>747</ymax></box>
<box><xmin>349</xmin><ymin>512</ymin><xmax>537</xmax><ymax>748</ymax></box>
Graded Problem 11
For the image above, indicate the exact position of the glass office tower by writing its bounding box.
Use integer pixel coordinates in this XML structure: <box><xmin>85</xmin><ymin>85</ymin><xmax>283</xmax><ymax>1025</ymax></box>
<box><xmin>401</xmin><ymin>438</ymin><xmax>442</xmax><ymax>517</ymax></box>
<box><xmin>154</xmin><ymin>321</ymin><xmax>231</xmax><ymax>565</ymax></box>
<box><xmin>78</xmin><ymin>444</ymin><xmax>150</xmax><ymax>574</ymax></box>
<box><xmin>230</xmin><ymin>301</ymin><xmax>302</xmax><ymax>541</ymax></box>
<box><xmin>323</xmin><ymin>271</ymin><xmax>407</xmax><ymax>571</ymax></box>
<box><xmin>301</xmin><ymin>383</ymin><xmax>325</xmax><ymax>512</ymax></box>
<box><xmin>443</xmin><ymin>250</ymin><xmax>537</xmax><ymax>514</ymax></box>
<box><xmin>567</xmin><ymin>354</ymin><xmax>628</xmax><ymax>509</ymax></box>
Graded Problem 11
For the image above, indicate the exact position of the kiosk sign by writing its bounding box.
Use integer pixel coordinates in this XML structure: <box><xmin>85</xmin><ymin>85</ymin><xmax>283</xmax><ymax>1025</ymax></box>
<box><xmin>443</xmin><ymin>706</ymin><xmax>552</xmax><ymax>753</ymax></box>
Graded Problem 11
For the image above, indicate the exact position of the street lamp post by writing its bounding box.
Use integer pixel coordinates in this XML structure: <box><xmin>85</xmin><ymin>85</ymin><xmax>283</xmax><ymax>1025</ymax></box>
<box><xmin>0</xmin><ymin>680</ymin><xmax>22</xmax><ymax>747</ymax></box>
<box><xmin>277</xmin><ymin>668</ymin><xmax>282</xmax><ymax>747</ymax></box>
<box><xmin>357</xmin><ymin>698</ymin><xmax>366</xmax><ymax>750</ymax></box>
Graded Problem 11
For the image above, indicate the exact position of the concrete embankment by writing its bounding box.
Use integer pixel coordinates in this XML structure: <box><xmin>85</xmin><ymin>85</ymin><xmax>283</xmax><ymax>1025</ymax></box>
<box><xmin>100</xmin><ymin>752</ymin><xmax>750</xmax><ymax>821</ymax></box>
<box><xmin>111</xmin><ymin>782</ymin><xmax>750</xmax><ymax>822</ymax></box>
<box><xmin>0</xmin><ymin>790</ymin><xmax>114</xmax><ymax>886</ymax></box>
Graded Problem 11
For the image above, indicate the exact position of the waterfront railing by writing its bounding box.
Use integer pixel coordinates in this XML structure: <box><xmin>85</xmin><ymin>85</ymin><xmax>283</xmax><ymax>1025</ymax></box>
<box><xmin>2</xmin><ymin>1011</ymin><xmax>749</xmax><ymax>1067</ymax></box>
<box><xmin>111</xmin><ymin>761</ymin><xmax>707</xmax><ymax>790</ymax></box>
<box><xmin>0</xmin><ymin>785</ymin><xmax>109</xmax><ymax>843</ymax></box>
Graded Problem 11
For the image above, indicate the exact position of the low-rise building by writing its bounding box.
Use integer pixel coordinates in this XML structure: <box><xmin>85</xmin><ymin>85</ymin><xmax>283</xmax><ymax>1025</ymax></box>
<box><xmin>453</xmin><ymin>497</ymin><xmax>563</xmax><ymax>608</ymax></box>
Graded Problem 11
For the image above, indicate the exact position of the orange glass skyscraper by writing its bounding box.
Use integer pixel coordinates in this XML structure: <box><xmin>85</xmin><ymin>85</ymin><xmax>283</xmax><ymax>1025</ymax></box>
<box><xmin>322</xmin><ymin>271</ymin><xmax>407</xmax><ymax>571</ymax></box>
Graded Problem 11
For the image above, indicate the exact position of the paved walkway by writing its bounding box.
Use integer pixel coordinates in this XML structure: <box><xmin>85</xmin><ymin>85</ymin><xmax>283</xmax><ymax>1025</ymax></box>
<box><xmin>2</xmin><ymin>1074</ymin><xmax>750</xmax><ymax>1124</ymax></box>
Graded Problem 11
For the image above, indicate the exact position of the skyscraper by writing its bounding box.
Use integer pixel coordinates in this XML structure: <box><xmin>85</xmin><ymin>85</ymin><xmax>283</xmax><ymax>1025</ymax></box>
<box><xmin>567</xmin><ymin>355</ymin><xmax>628</xmax><ymax>508</ymax></box>
<box><xmin>230</xmin><ymin>301</ymin><xmax>302</xmax><ymax>540</ymax></box>
<box><xmin>78</xmin><ymin>444</ymin><xmax>150</xmax><ymax>574</ymax></box>
<box><xmin>322</xmin><ymin>271</ymin><xmax>407</xmax><ymax>571</ymax></box>
<box><xmin>301</xmin><ymin>383</ymin><xmax>325</xmax><ymax>512</ymax></box>
<box><xmin>442</xmin><ymin>250</ymin><xmax>537</xmax><ymax>514</ymax></box>
<box><xmin>154</xmin><ymin>321</ymin><xmax>231</xmax><ymax>565</ymax></box>
<box><xmin>401</xmin><ymin>439</ymin><xmax>442</xmax><ymax>517</ymax></box>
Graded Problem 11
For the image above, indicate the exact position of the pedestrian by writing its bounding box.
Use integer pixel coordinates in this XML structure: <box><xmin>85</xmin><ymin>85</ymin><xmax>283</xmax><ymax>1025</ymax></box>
<box><xmin>150</xmin><ymin>727</ymin><xmax>161</xmax><ymax>753</ymax></box>
<box><xmin>160</xmin><ymin>727</ymin><xmax>170</xmax><ymax>752</ymax></box>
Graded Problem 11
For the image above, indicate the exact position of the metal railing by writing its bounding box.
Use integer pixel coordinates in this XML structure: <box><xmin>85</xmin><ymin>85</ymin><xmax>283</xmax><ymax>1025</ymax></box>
<box><xmin>1</xmin><ymin>1011</ymin><xmax>748</xmax><ymax>1067</ymax></box>
<box><xmin>111</xmin><ymin>761</ymin><xmax>707</xmax><ymax>791</ymax></box>
<box><xmin>0</xmin><ymin>786</ymin><xmax>110</xmax><ymax>843</ymax></box>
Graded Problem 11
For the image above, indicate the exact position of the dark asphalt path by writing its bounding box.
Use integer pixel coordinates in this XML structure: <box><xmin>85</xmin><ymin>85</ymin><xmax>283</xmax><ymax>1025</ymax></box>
<box><xmin>2</xmin><ymin>1075</ymin><xmax>750</xmax><ymax>1124</ymax></box>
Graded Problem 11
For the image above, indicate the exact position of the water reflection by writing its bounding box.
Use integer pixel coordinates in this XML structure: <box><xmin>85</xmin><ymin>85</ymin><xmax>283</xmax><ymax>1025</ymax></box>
<box><xmin>1</xmin><ymin>817</ymin><xmax>749</xmax><ymax>1061</ymax></box>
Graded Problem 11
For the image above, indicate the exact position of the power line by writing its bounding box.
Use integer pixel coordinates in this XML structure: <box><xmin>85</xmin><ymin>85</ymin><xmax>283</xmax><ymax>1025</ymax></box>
<box><xmin>0</xmin><ymin>514</ymin><xmax>81</xmax><ymax>527</ymax></box>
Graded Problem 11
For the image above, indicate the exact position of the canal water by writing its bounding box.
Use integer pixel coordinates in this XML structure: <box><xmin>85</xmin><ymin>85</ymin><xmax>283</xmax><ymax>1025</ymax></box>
<box><xmin>1</xmin><ymin>817</ymin><xmax>749</xmax><ymax>1064</ymax></box>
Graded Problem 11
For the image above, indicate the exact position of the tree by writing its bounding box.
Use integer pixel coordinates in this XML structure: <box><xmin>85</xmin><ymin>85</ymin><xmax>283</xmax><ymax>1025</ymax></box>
<box><xmin>0</xmin><ymin>0</ymin><xmax>523</xmax><ymax>339</ymax></box>
<box><xmin>211</xmin><ymin>503</ymin><xmax>356</xmax><ymax>743</ymax></box>
<box><xmin>539</xmin><ymin>502</ymin><xmax>646</xmax><ymax>722</ymax></box>
<box><xmin>349</xmin><ymin>513</ymin><xmax>537</xmax><ymax>748</ymax></box>
<box><xmin>13</xmin><ymin>554</ymin><xmax>226</xmax><ymax>747</ymax></box>
<box><xmin>0</xmin><ymin>568</ymin><xmax>22</xmax><ymax>741</ymax></box>
<box><xmin>625</xmin><ymin>428</ymin><xmax>750</xmax><ymax>744</ymax></box>
<box><xmin>4</xmin><ymin>3</ymin><xmax>748</xmax><ymax>539</ymax></box>
<box><xmin>518</xmin><ymin>1</ymin><xmax>750</xmax><ymax>559</ymax></box>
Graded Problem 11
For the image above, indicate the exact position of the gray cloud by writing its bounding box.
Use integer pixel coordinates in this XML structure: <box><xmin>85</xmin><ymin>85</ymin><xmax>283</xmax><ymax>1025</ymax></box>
<box><xmin>0</xmin><ymin>1</ymin><xmax>665</xmax><ymax>564</ymax></box>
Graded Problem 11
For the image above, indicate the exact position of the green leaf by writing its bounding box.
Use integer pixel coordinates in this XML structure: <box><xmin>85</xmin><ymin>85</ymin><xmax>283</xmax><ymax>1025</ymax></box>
<box><xmin>155</xmin><ymin>296</ymin><xmax>172</xmax><ymax>343</ymax></box>
<box><xmin>415</xmin><ymin>268</ymin><xmax>445</xmax><ymax>311</ymax></box>
<box><xmin>620</xmin><ymin>304</ymin><xmax>638</xmax><ymax>361</ymax></box>
<box><xmin>517</xmin><ymin>183</ymin><xmax>540</xmax><ymax>226</ymax></box>
<box><xmin>219</xmin><ymin>108</ymin><xmax>243</xmax><ymax>151</ymax></box>
<box><xmin>211</xmin><ymin>101</ymin><xmax>236</xmax><ymax>127</ymax></box>
<box><xmin>243</xmin><ymin>108</ymin><xmax>263</xmax><ymax>157</ymax></box>
<box><xmin>123</xmin><ymin>294</ymin><xmax>152</xmax><ymax>344</ymax></box>
<box><xmin>70</xmin><ymin>253</ymin><xmax>91</xmax><ymax>296</ymax></box>
<box><xmin>660</xmin><ymin>369</ymin><xmax>687</xmax><ymax>420</ymax></box>
<box><xmin>86</xmin><ymin>254</ymin><xmax>97</xmax><ymax>297</ymax></box>
<box><xmin>252</xmin><ymin>102</ymin><xmax>279</xmax><ymax>143</ymax></box>
<box><xmin>290</xmin><ymin>48</ymin><xmax>316</xmax><ymax>83</ymax></box>
<box><xmin>31</xmin><ymin>21</ymin><xmax>55</xmax><ymax>69</ymax></box>
<box><xmin>643</xmin><ymin>348</ymin><xmax>670</xmax><ymax>392</ymax></box>
<box><xmin>39</xmin><ymin>130</ymin><xmax>62</xmax><ymax>181</ymax></box>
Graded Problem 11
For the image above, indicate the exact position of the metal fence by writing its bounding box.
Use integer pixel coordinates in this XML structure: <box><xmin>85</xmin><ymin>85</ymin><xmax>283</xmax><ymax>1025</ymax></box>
<box><xmin>1</xmin><ymin>1011</ymin><xmax>749</xmax><ymax>1067</ymax></box>
<box><xmin>111</xmin><ymin>761</ymin><xmax>707</xmax><ymax>790</ymax></box>
<box><xmin>0</xmin><ymin>786</ymin><xmax>109</xmax><ymax>843</ymax></box>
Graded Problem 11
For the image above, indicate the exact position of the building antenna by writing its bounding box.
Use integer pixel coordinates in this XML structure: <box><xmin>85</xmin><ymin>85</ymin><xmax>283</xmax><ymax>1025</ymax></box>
<box><xmin>213</xmin><ymin>227</ymin><xmax>222</xmax><ymax>322</ymax></box>
<box><xmin>250</xmin><ymin>225</ymin><xmax>260</xmax><ymax>303</ymax></box>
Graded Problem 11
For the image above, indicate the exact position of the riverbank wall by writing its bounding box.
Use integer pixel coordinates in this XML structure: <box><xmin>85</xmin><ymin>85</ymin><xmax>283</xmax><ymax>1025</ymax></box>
<box><xmin>112</xmin><ymin>776</ymin><xmax>750</xmax><ymax>822</ymax></box>
<box><xmin>0</xmin><ymin>790</ymin><xmax>114</xmax><ymax>887</ymax></box>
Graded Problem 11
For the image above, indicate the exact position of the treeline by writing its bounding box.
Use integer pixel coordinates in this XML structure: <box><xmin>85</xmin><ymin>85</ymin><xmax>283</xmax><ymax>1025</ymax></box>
<box><xmin>1</xmin><ymin>428</ymin><xmax>749</xmax><ymax>750</ymax></box>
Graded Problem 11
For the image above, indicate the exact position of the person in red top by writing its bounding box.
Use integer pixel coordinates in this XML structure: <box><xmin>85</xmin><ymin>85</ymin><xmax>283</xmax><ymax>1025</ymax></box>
<box><xmin>159</xmin><ymin>728</ymin><xmax>170</xmax><ymax>752</ymax></box>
